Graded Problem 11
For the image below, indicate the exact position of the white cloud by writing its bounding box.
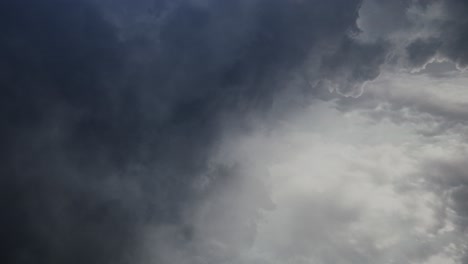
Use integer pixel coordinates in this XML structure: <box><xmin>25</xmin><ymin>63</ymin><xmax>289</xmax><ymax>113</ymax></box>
<box><xmin>185</xmin><ymin>68</ymin><xmax>468</xmax><ymax>264</ymax></box>
<box><xmin>138</xmin><ymin>64</ymin><xmax>468</xmax><ymax>264</ymax></box>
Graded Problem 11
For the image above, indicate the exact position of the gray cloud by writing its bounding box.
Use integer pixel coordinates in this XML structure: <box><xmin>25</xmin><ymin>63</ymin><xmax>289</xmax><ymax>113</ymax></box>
<box><xmin>0</xmin><ymin>0</ymin><xmax>389</xmax><ymax>263</ymax></box>
<box><xmin>319</xmin><ymin>38</ymin><xmax>388</xmax><ymax>97</ymax></box>
<box><xmin>381</xmin><ymin>0</ymin><xmax>468</xmax><ymax>69</ymax></box>
<box><xmin>437</xmin><ymin>0</ymin><xmax>468</xmax><ymax>68</ymax></box>
<box><xmin>323</xmin><ymin>66</ymin><xmax>468</xmax><ymax>263</ymax></box>
<box><xmin>332</xmin><ymin>69</ymin><xmax>468</xmax><ymax>139</ymax></box>
<box><xmin>214</xmin><ymin>104</ymin><xmax>466</xmax><ymax>264</ymax></box>
<box><xmin>406</xmin><ymin>37</ymin><xmax>442</xmax><ymax>68</ymax></box>
<box><xmin>423</xmin><ymin>158</ymin><xmax>468</xmax><ymax>230</ymax></box>
<box><xmin>356</xmin><ymin>0</ymin><xmax>468</xmax><ymax>70</ymax></box>
<box><xmin>417</xmin><ymin>157</ymin><xmax>468</xmax><ymax>264</ymax></box>
<box><xmin>6</xmin><ymin>0</ymin><xmax>468</xmax><ymax>263</ymax></box>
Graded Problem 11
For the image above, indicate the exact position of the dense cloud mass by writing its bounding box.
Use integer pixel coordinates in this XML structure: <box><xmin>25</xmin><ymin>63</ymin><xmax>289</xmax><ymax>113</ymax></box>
<box><xmin>2</xmin><ymin>0</ymin><xmax>468</xmax><ymax>263</ymax></box>
<box><xmin>358</xmin><ymin>0</ymin><xmax>468</xmax><ymax>69</ymax></box>
<box><xmin>0</xmin><ymin>0</ymin><xmax>384</xmax><ymax>263</ymax></box>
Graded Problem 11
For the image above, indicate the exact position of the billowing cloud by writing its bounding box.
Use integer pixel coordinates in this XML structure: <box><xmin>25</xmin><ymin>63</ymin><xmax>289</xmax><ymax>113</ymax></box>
<box><xmin>0</xmin><ymin>0</ymin><xmax>389</xmax><ymax>263</ymax></box>
<box><xmin>3</xmin><ymin>0</ymin><xmax>468</xmax><ymax>263</ymax></box>
<box><xmin>212</xmin><ymin>85</ymin><xmax>468</xmax><ymax>264</ymax></box>
<box><xmin>358</xmin><ymin>0</ymin><xmax>468</xmax><ymax>69</ymax></box>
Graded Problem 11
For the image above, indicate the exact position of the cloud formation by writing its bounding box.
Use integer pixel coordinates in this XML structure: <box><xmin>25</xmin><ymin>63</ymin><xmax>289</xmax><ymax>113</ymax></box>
<box><xmin>0</xmin><ymin>0</ymin><xmax>388</xmax><ymax>263</ymax></box>
<box><xmin>3</xmin><ymin>0</ymin><xmax>468</xmax><ymax>263</ymax></box>
<box><xmin>358</xmin><ymin>0</ymin><xmax>468</xmax><ymax>69</ymax></box>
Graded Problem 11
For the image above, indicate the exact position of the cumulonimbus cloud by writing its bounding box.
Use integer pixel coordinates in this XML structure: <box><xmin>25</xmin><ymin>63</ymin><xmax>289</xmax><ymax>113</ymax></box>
<box><xmin>3</xmin><ymin>0</ymin><xmax>468</xmax><ymax>263</ymax></box>
<box><xmin>0</xmin><ymin>0</ymin><xmax>390</xmax><ymax>263</ymax></box>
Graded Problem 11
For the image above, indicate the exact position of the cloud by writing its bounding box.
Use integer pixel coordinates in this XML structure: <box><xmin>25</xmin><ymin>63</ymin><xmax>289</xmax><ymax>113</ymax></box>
<box><xmin>333</xmin><ymin>68</ymin><xmax>468</xmax><ymax>138</ymax></box>
<box><xmin>5</xmin><ymin>0</ymin><xmax>468</xmax><ymax>263</ymax></box>
<box><xmin>319</xmin><ymin>38</ymin><xmax>388</xmax><ymax>97</ymax></box>
<box><xmin>406</xmin><ymin>38</ymin><xmax>442</xmax><ymax>68</ymax></box>
<box><xmin>358</xmin><ymin>0</ymin><xmax>468</xmax><ymax>69</ymax></box>
<box><xmin>0</xmin><ymin>0</ymin><xmax>389</xmax><ymax>263</ymax></box>
<box><xmin>212</xmin><ymin>95</ymin><xmax>468</xmax><ymax>264</ymax></box>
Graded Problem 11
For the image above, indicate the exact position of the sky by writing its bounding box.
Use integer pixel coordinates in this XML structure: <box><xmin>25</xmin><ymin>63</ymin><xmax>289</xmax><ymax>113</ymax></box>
<box><xmin>1</xmin><ymin>0</ymin><xmax>468</xmax><ymax>264</ymax></box>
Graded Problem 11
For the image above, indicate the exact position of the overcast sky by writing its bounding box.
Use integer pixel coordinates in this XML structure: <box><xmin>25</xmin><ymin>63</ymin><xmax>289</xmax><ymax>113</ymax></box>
<box><xmin>1</xmin><ymin>1</ymin><xmax>468</xmax><ymax>264</ymax></box>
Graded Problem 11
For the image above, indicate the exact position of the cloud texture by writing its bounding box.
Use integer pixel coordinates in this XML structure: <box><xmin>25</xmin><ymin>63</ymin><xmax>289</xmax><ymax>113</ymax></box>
<box><xmin>0</xmin><ymin>0</ymin><xmax>386</xmax><ymax>263</ymax></box>
<box><xmin>2</xmin><ymin>0</ymin><xmax>468</xmax><ymax>264</ymax></box>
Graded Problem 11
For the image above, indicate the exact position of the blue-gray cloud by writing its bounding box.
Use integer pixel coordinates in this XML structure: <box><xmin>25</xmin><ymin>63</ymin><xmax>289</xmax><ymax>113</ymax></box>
<box><xmin>0</xmin><ymin>0</ymin><xmax>387</xmax><ymax>263</ymax></box>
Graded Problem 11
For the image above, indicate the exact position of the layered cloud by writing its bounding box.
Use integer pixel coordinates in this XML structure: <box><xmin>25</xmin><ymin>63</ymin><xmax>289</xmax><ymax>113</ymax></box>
<box><xmin>0</xmin><ymin>0</ymin><xmax>388</xmax><ymax>263</ymax></box>
<box><xmin>203</xmin><ymin>67</ymin><xmax>468</xmax><ymax>264</ymax></box>
<box><xmin>2</xmin><ymin>0</ymin><xmax>468</xmax><ymax>264</ymax></box>
<box><xmin>358</xmin><ymin>0</ymin><xmax>468</xmax><ymax>69</ymax></box>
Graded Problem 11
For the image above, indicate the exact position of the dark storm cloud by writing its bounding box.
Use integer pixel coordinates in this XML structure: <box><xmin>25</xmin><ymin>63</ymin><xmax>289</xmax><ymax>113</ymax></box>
<box><xmin>402</xmin><ymin>0</ymin><xmax>468</xmax><ymax>68</ymax></box>
<box><xmin>0</xmin><ymin>0</ymin><xmax>388</xmax><ymax>263</ymax></box>
<box><xmin>437</xmin><ymin>0</ymin><xmax>468</xmax><ymax>68</ymax></box>
<box><xmin>357</xmin><ymin>0</ymin><xmax>468</xmax><ymax>69</ymax></box>
<box><xmin>319</xmin><ymin>38</ymin><xmax>388</xmax><ymax>96</ymax></box>
<box><xmin>406</xmin><ymin>37</ymin><xmax>442</xmax><ymax>68</ymax></box>
<box><xmin>357</xmin><ymin>0</ymin><xmax>412</xmax><ymax>40</ymax></box>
